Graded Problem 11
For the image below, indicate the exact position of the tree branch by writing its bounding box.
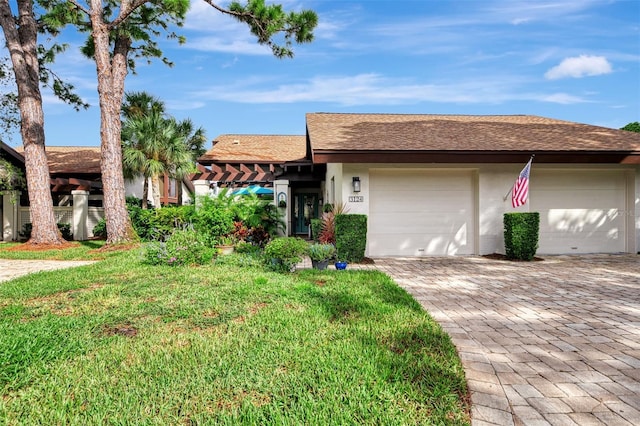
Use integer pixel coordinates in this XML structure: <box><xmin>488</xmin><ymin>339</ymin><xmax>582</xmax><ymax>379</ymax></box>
<box><xmin>110</xmin><ymin>0</ymin><xmax>149</xmax><ymax>29</ymax></box>
<box><xmin>66</xmin><ymin>0</ymin><xmax>89</xmax><ymax>16</ymax></box>
<box><xmin>201</xmin><ymin>0</ymin><xmax>246</xmax><ymax>18</ymax></box>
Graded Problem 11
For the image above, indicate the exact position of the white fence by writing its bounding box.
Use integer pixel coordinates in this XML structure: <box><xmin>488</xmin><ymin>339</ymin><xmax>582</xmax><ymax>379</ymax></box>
<box><xmin>18</xmin><ymin>206</ymin><xmax>104</xmax><ymax>239</ymax></box>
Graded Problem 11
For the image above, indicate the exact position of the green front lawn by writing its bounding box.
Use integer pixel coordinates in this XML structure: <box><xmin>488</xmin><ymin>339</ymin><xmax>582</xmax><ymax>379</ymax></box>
<box><xmin>0</xmin><ymin>248</ymin><xmax>469</xmax><ymax>424</ymax></box>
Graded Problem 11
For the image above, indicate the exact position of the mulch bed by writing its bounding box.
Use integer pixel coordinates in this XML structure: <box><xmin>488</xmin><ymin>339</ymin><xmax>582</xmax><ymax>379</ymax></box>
<box><xmin>482</xmin><ymin>253</ymin><xmax>544</xmax><ymax>262</ymax></box>
<box><xmin>4</xmin><ymin>242</ymin><xmax>80</xmax><ymax>252</ymax></box>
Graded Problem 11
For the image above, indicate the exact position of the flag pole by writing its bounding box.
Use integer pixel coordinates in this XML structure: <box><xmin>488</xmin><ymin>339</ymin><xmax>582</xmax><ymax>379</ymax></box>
<box><xmin>503</xmin><ymin>154</ymin><xmax>535</xmax><ymax>202</ymax></box>
<box><xmin>503</xmin><ymin>183</ymin><xmax>515</xmax><ymax>202</ymax></box>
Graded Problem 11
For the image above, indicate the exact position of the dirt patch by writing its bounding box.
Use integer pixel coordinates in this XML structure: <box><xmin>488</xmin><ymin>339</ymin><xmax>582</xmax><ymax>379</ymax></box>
<box><xmin>101</xmin><ymin>323</ymin><xmax>138</xmax><ymax>337</ymax></box>
<box><xmin>248</xmin><ymin>302</ymin><xmax>268</xmax><ymax>315</ymax></box>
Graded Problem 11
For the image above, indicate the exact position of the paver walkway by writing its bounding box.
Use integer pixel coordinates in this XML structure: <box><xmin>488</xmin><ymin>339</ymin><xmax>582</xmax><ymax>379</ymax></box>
<box><xmin>361</xmin><ymin>255</ymin><xmax>640</xmax><ymax>426</ymax></box>
<box><xmin>0</xmin><ymin>259</ymin><xmax>95</xmax><ymax>283</ymax></box>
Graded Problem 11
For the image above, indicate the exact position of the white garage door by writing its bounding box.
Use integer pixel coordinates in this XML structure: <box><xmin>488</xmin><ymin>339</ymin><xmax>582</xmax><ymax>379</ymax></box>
<box><xmin>530</xmin><ymin>170</ymin><xmax>627</xmax><ymax>254</ymax></box>
<box><xmin>368</xmin><ymin>169</ymin><xmax>475</xmax><ymax>256</ymax></box>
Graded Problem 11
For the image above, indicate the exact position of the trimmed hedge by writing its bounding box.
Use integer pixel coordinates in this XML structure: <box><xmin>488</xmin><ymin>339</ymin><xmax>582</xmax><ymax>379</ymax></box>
<box><xmin>504</xmin><ymin>212</ymin><xmax>539</xmax><ymax>261</ymax></box>
<box><xmin>335</xmin><ymin>214</ymin><xmax>367</xmax><ymax>263</ymax></box>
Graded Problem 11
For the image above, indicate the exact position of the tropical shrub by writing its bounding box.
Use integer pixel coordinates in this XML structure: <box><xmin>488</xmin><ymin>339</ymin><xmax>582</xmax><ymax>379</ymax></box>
<box><xmin>235</xmin><ymin>240</ymin><xmax>262</xmax><ymax>255</ymax></box>
<box><xmin>335</xmin><ymin>214</ymin><xmax>367</xmax><ymax>262</ymax></box>
<box><xmin>143</xmin><ymin>228</ymin><xmax>214</xmax><ymax>266</ymax></box>
<box><xmin>20</xmin><ymin>223</ymin><xmax>73</xmax><ymax>241</ymax></box>
<box><xmin>232</xmin><ymin>194</ymin><xmax>284</xmax><ymax>237</ymax></box>
<box><xmin>264</xmin><ymin>237</ymin><xmax>308</xmax><ymax>272</ymax></box>
<box><xmin>504</xmin><ymin>212</ymin><xmax>539</xmax><ymax>261</ymax></box>
<box><xmin>318</xmin><ymin>202</ymin><xmax>348</xmax><ymax>244</ymax></box>
<box><xmin>194</xmin><ymin>196</ymin><xmax>235</xmax><ymax>246</ymax></box>
<box><xmin>0</xmin><ymin>157</ymin><xmax>25</xmax><ymax>194</ymax></box>
<box><xmin>127</xmin><ymin>205</ymin><xmax>155</xmax><ymax>240</ymax></box>
<box><xmin>92</xmin><ymin>219</ymin><xmax>107</xmax><ymax>238</ymax></box>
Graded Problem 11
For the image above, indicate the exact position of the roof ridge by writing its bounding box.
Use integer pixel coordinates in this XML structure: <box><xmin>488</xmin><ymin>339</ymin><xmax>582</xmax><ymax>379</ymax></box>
<box><xmin>307</xmin><ymin>112</ymin><xmax>535</xmax><ymax>117</ymax></box>
<box><xmin>215</xmin><ymin>134</ymin><xmax>305</xmax><ymax>137</ymax></box>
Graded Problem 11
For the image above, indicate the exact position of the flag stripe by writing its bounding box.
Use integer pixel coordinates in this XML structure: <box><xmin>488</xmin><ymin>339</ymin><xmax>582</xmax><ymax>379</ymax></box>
<box><xmin>512</xmin><ymin>158</ymin><xmax>532</xmax><ymax>208</ymax></box>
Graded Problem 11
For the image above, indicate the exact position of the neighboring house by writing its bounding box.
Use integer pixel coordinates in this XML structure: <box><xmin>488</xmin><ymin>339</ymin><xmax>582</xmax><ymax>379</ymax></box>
<box><xmin>195</xmin><ymin>113</ymin><xmax>640</xmax><ymax>256</ymax></box>
<box><xmin>1</xmin><ymin>145</ymin><xmax>191</xmax><ymax>241</ymax></box>
<box><xmin>1</xmin><ymin>142</ymin><xmax>26</xmax><ymax>241</ymax></box>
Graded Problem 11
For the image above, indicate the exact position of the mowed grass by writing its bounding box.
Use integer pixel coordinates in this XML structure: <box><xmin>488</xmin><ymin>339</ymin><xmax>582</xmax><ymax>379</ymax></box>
<box><xmin>0</xmin><ymin>249</ymin><xmax>470</xmax><ymax>425</ymax></box>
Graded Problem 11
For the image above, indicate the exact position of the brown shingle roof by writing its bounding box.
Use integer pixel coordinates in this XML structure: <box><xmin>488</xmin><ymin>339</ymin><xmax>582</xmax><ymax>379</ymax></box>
<box><xmin>306</xmin><ymin>113</ymin><xmax>640</xmax><ymax>152</ymax></box>
<box><xmin>199</xmin><ymin>134</ymin><xmax>306</xmax><ymax>163</ymax></box>
<box><xmin>16</xmin><ymin>146</ymin><xmax>101</xmax><ymax>174</ymax></box>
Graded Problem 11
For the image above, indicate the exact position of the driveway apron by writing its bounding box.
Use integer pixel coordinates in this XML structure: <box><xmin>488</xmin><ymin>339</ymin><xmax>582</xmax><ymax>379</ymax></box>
<box><xmin>365</xmin><ymin>255</ymin><xmax>640</xmax><ymax>426</ymax></box>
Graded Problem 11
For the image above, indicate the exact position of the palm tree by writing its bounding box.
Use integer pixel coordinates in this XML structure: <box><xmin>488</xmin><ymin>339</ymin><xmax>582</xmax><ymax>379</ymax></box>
<box><xmin>122</xmin><ymin>110</ymin><xmax>195</xmax><ymax>209</ymax></box>
<box><xmin>122</xmin><ymin>91</ymin><xmax>165</xmax><ymax>121</ymax></box>
<box><xmin>173</xmin><ymin>117</ymin><xmax>207</xmax><ymax>162</ymax></box>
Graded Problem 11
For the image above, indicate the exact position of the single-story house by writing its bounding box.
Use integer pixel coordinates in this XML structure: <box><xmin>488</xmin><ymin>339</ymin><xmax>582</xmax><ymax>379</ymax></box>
<box><xmin>1</xmin><ymin>144</ymin><xmax>192</xmax><ymax>241</ymax></box>
<box><xmin>194</xmin><ymin>113</ymin><xmax>640</xmax><ymax>256</ymax></box>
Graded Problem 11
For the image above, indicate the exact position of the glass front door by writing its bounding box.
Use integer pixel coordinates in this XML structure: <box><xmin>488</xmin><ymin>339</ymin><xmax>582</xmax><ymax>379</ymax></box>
<box><xmin>294</xmin><ymin>193</ymin><xmax>319</xmax><ymax>236</ymax></box>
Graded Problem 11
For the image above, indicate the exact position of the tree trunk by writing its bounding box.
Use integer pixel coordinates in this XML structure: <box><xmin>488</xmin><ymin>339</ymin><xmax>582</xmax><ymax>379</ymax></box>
<box><xmin>142</xmin><ymin>176</ymin><xmax>149</xmax><ymax>209</ymax></box>
<box><xmin>0</xmin><ymin>0</ymin><xmax>64</xmax><ymax>245</ymax></box>
<box><xmin>151</xmin><ymin>173</ymin><xmax>161</xmax><ymax>209</ymax></box>
<box><xmin>89</xmin><ymin>1</ymin><xmax>136</xmax><ymax>244</ymax></box>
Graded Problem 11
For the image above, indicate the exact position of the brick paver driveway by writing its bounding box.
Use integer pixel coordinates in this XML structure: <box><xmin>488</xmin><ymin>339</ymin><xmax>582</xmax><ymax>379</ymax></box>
<box><xmin>369</xmin><ymin>255</ymin><xmax>640</xmax><ymax>426</ymax></box>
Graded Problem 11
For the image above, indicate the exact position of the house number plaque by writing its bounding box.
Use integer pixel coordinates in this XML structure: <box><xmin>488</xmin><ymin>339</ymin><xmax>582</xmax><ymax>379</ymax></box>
<box><xmin>349</xmin><ymin>196</ymin><xmax>364</xmax><ymax>202</ymax></box>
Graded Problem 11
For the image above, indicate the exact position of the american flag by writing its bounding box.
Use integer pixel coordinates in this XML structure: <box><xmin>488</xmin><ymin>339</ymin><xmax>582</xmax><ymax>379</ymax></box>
<box><xmin>512</xmin><ymin>158</ymin><xmax>532</xmax><ymax>208</ymax></box>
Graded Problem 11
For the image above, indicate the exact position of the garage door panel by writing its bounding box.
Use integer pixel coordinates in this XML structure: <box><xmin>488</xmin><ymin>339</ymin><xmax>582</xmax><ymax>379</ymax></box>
<box><xmin>535</xmin><ymin>192</ymin><xmax>622</xmax><ymax>209</ymax></box>
<box><xmin>371</xmin><ymin>211</ymin><xmax>471</xmax><ymax>231</ymax></box>
<box><xmin>369</xmin><ymin>169</ymin><xmax>474</xmax><ymax>256</ymax></box>
<box><xmin>371</xmin><ymin>192</ymin><xmax>471</xmax><ymax>214</ymax></box>
<box><xmin>531</xmin><ymin>170</ymin><xmax>626</xmax><ymax>254</ymax></box>
<box><xmin>532</xmin><ymin>171</ymin><xmax>625</xmax><ymax>191</ymax></box>
<box><xmin>369</xmin><ymin>231</ymin><xmax>471</xmax><ymax>256</ymax></box>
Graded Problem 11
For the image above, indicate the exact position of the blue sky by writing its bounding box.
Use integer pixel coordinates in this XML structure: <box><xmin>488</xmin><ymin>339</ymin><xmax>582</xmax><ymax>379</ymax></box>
<box><xmin>8</xmin><ymin>0</ymin><xmax>640</xmax><ymax>147</ymax></box>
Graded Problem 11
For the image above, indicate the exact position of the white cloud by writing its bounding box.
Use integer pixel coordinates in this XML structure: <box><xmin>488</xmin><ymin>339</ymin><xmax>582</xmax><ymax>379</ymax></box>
<box><xmin>538</xmin><ymin>93</ymin><xmax>588</xmax><ymax>104</ymax></box>
<box><xmin>193</xmin><ymin>73</ymin><xmax>590</xmax><ymax>106</ymax></box>
<box><xmin>166</xmin><ymin>99</ymin><xmax>206</xmax><ymax>111</ymax></box>
<box><xmin>544</xmin><ymin>55</ymin><xmax>612</xmax><ymax>79</ymax></box>
<box><xmin>488</xmin><ymin>0</ymin><xmax>604</xmax><ymax>24</ymax></box>
<box><xmin>184</xmin><ymin>36</ymin><xmax>272</xmax><ymax>55</ymax></box>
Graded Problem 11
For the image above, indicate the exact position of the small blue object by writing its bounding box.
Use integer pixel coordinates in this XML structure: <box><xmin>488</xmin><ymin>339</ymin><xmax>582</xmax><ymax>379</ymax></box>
<box><xmin>335</xmin><ymin>261</ymin><xmax>348</xmax><ymax>270</ymax></box>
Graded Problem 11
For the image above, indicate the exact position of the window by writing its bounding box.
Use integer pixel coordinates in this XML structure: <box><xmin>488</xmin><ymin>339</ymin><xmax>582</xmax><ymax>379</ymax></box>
<box><xmin>160</xmin><ymin>173</ymin><xmax>179</xmax><ymax>205</ymax></box>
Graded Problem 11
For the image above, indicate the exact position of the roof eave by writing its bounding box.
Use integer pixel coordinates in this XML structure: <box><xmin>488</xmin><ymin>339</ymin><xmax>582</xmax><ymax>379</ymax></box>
<box><xmin>310</xmin><ymin>150</ymin><xmax>640</xmax><ymax>164</ymax></box>
<box><xmin>197</xmin><ymin>157</ymin><xmax>307</xmax><ymax>165</ymax></box>
<box><xmin>1</xmin><ymin>142</ymin><xmax>25</xmax><ymax>165</ymax></box>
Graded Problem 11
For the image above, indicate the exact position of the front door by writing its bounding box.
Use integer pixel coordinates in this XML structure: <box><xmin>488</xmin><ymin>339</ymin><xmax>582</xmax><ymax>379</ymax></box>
<box><xmin>294</xmin><ymin>193</ymin><xmax>318</xmax><ymax>236</ymax></box>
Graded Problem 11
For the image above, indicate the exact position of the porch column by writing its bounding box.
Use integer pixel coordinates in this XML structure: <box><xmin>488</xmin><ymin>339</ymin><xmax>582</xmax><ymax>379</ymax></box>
<box><xmin>274</xmin><ymin>180</ymin><xmax>290</xmax><ymax>236</ymax></box>
<box><xmin>72</xmin><ymin>190</ymin><xmax>89</xmax><ymax>241</ymax></box>
<box><xmin>193</xmin><ymin>180</ymin><xmax>210</xmax><ymax>208</ymax></box>
<box><xmin>2</xmin><ymin>191</ymin><xmax>19</xmax><ymax>241</ymax></box>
